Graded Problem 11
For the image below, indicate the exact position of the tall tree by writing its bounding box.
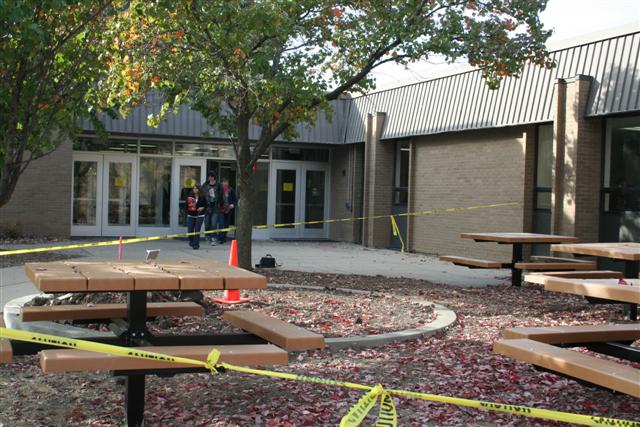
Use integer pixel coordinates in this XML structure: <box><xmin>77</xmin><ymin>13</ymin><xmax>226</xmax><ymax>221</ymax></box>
<box><xmin>101</xmin><ymin>0</ymin><xmax>553</xmax><ymax>268</ymax></box>
<box><xmin>0</xmin><ymin>0</ymin><xmax>116</xmax><ymax>207</ymax></box>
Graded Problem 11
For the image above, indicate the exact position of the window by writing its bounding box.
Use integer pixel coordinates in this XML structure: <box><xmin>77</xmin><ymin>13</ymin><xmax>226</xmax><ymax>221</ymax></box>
<box><xmin>140</xmin><ymin>140</ymin><xmax>172</xmax><ymax>155</ymax></box>
<box><xmin>534</xmin><ymin>124</ymin><xmax>553</xmax><ymax>210</ymax></box>
<box><xmin>393</xmin><ymin>141</ymin><xmax>410</xmax><ymax>205</ymax></box>
<box><xmin>272</xmin><ymin>147</ymin><xmax>329</xmax><ymax>162</ymax></box>
<box><xmin>603</xmin><ymin>116</ymin><xmax>640</xmax><ymax>212</ymax></box>
<box><xmin>73</xmin><ymin>137</ymin><xmax>136</xmax><ymax>153</ymax></box>
<box><xmin>175</xmin><ymin>143</ymin><xmax>219</xmax><ymax>157</ymax></box>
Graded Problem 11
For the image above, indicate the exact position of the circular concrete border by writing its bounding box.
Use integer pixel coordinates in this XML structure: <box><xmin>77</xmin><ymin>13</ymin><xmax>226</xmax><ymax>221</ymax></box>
<box><xmin>4</xmin><ymin>287</ymin><xmax>457</xmax><ymax>350</ymax></box>
<box><xmin>269</xmin><ymin>283</ymin><xmax>457</xmax><ymax>349</ymax></box>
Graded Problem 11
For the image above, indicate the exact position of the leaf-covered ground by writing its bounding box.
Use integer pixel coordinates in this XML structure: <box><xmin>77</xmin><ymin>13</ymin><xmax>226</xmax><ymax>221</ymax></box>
<box><xmin>152</xmin><ymin>288</ymin><xmax>435</xmax><ymax>338</ymax></box>
<box><xmin>28</xmin><ymin>287</ymin><xmax>436</xmax><ymax>338</ymax></box>
<box><xmin>1</xmin><ymin>270</ymin><xmax>638</xmax><ymax>426</ymax></box>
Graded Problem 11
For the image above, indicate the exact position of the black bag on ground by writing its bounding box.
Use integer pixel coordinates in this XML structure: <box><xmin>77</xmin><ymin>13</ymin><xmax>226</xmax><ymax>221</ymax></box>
<box><xmin>256</xmin><ymin>254</ymin><xmax>276</xmax><ymax>268</ymax></box>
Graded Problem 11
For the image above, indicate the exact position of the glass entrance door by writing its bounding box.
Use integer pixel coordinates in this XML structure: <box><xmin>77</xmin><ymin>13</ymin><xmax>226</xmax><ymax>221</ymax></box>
<box><xmin>101</xmin><ymin>155</ymin><xmax>137</xmax><ymax>236</ymax></box>
<box><xmin>137</xmin><ymin>157</ymin><xmax>172</xmax><ymax>237</ymax></box>
<box><xmin>302</xmin><ymin>167</ymin><xmax>328</xmax><ymax>239</ymax></box>
<box><xmin>273</xmin><ymin>167</ymin><xmax>299</xmax><ymax>238</ymax></box>
<box><xmin>172</xmin><ymin>158</ymin><xmax>206</xmax><ymax>233</ymax></box>
<box><xmin>269</xmin><ymin>162</ymin><xmax>329</xmax><ymax>239</ymax></box>
<box><xmin>71</xmin><ymin>153</ymin><xmax>103</xmax><ymax>236</ymax></box>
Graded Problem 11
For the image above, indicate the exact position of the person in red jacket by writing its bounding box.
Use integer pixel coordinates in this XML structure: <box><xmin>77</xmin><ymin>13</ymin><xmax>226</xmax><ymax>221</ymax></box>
<box><xmin>184</xmin><ymin>185</ymin><xmax>206</xmax><ymax>249</ymax></box>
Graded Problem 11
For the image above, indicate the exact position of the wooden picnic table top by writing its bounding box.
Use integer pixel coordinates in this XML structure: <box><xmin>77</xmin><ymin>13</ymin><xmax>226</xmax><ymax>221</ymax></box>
<box><xmin>542</xmin><ymin>277</ymin><xmax>640</xmax><ymax>304</ymax></box>
<box><xmin>550</xmin><ymin>242</ymin><xmax>640</xmax><ymax>261</ymax></box>
<box><xmin>460</xmin><ymin>232</ymin><xmax>579</xmax><ymax>244</ymax></box>
<box><xmin>24</xmin><ymin>260</ymin><xmax>267</xmax><ymax>293</ymax></box>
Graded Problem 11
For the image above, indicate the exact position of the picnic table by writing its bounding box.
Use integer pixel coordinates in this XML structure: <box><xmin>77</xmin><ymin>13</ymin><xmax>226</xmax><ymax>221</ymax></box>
<box><xmin>460</xmin><ymin>233</ymin><xmax>579</xmax><ymax>286</ymax></box>
<box><xmin>495</xmin><ymin>244</ymin><xmax>640</xmax><ymax>397</ymax></box>
<box><xmin>8</xmin><ymin>260</ymin><xmax>324</xmax><ymax>426</ymax></box>
<box><xmin>496</xmin><ymin>278</ymin><xmax>639</xmax><ymax>395</ymax></box>
<box><xmin>550</xmin><ymin>242</ymin><xmax>640</xmax><ymax>278</ymax></box>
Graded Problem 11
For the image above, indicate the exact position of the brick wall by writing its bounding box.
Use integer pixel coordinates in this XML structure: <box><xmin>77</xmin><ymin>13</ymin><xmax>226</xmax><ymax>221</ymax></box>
<box><xmin>329</xmin><ymin>143</ymin><xmax>364</xmax><ymax>243</ymax></box>
<box><xmin>410</xmin><ymin>127</ymin><xmax>529</xmax><ymax>260</ymax></box>
<box><xmin>0</xmin><ymin>139</ymin><xmax>72</xmax><ymax>237</ymax></box>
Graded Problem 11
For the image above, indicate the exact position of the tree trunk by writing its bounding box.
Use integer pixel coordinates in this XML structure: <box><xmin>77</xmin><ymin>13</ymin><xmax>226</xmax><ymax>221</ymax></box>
<box><xmin>0</xmin><ymin>134</ymin><xmax>27</xmax><ymax>208</ymax></box>
<box><xmin>235</xmin><ymin>115</ymin><xmax>255</xmax><ymax>270</ymax></box>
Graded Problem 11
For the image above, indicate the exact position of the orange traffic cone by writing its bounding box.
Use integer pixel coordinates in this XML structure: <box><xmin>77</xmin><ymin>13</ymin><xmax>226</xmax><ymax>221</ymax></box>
<box><xmin>213</xmin><ymin>239</ymin><xmax>252</xmax><ymax>304</ymax></box>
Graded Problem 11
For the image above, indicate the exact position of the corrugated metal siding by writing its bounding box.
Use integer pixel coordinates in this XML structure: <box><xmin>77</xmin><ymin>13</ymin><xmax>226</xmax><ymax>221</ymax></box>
<box><xmin>83</xmin><ymin>32</ymin><xmax>639</xmax><ymax>145</ymax></box>
<box><xmin>82</xmin><ymin>95</ymin><xmax>349</xmax><ymax>145</ymax></box>
<box><xmin>344</xmin><ymin>31</ymin><xmax>640</xmax><ymax>142</ymax></box>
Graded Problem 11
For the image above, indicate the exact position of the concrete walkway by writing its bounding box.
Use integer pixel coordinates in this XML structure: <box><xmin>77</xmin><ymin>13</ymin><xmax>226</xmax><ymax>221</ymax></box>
<box><xmin>0</xmin><ymin>239</ymin><xmax>509</xmax><ymax>308</ymax></box>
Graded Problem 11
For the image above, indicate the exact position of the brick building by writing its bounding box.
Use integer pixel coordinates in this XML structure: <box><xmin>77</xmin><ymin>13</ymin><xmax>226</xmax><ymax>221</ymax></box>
<box><xmin>1</xmin><ymin>29</ymin><xmax>638</xmax><ymax>260</ymax></box>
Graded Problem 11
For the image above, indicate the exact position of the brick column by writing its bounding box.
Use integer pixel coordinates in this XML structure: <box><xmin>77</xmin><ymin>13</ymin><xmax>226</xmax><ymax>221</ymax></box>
<box><xmin>361</xmin><ymin>112</ymin><xmax>393</xmax><ymax>248</ymax></box>
<box><xmin>551</xmin><ymin>75</ymin><xmax>602</xmax><ymax>242</ymax></box>
<box><xmin>406</xmin><ymin>138</ymin><xmax>415</xmax><ymax>252</ymax></box>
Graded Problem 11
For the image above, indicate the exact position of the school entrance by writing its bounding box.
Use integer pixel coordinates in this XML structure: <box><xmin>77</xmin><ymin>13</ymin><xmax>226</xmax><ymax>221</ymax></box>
<box><xmin>71</xmin><ymin>152</ymin><xmax>237</xmax><ymax>237</ymax></box>
<box><xmin>70</xmin><ymin>139</ymin><xmax>331</xmax><ymax>239</ymax></box>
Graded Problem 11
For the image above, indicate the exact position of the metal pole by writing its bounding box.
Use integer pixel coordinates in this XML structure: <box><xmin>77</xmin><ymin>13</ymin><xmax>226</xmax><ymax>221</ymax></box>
<box><xmin>511</xmin><ymin>243</ymin><xmax>523</xmax><ymax>286</ymax></box>
<box><xmin>125</xmin><ymin>374</ymin><xmax>145</xmax><ymax>427</ymax></box>
<box><xmin>623</xmin><ymin>261</ymin><xmax>638</xmax><ymax>321</ymax></box>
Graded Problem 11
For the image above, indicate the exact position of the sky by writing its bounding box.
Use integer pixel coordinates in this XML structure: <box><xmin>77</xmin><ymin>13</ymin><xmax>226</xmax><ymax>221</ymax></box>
<box><xmin>370</xmin><ymin>0</ymin><xmax>640</xmax><ymax>91</ymax></box>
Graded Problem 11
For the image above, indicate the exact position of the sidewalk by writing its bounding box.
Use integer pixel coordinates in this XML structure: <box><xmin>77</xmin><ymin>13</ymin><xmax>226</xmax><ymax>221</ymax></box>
<box><xmin>0</xmin><ymin>239</ymin><xmax>508</xmax><ymax>307</ymax></box>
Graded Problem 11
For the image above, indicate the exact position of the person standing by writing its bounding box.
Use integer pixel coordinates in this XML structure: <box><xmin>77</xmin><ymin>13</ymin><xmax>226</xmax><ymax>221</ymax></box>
<box><xmin>216</xmin><ymin>177</ymin><xmax>237</xmax><ymax>244</ymax></box>
<box><xmin>202</xmin><ymin>171</ymin><xmax>221</xmax><ymax>244</ymax></box>
<box><xmin>185</xmin><ymin>185</ymin><xmax>206</xmax><ymax>249</ymax></box>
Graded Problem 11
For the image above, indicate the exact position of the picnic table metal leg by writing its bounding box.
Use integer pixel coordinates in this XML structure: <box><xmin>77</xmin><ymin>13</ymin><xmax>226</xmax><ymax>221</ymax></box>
<box><xmin>125</xmin><ymin>291</ymin><xmax>151</xmax><ymax>345</ymax></box>
<box><xmin>511</xmin><ymin>243</ymin><xmax>523</xmax><ymax>286</ymax></box>
<box><xmin>125</xmin><ymin>374</ymin><xmax>145</xmax><ymax>427</ymax></box>
<box><xmin>623</xmin><ymin>261</ymin><xmax>638</xmax><ymax>321</ymax></box>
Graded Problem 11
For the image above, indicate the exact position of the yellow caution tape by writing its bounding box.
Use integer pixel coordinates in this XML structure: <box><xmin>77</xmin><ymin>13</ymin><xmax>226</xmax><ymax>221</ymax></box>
<box><xmin>0</xmin><ymin>201</ymin><xmax>518</xmax><ymax>256</ymax></box>
<box><xmin>212</xmin><ymin>363</ymin><xmax>639</xmax><ymax>427</ymax></box>
<box><xmin>340</xmin><ymin>384</ymin><xmax>383</xmax><ymax>427</ymax></box>
<box><xmin>377</xmin><ymin>391</ymin><xmax>398</xmax><ymax>427</ymax></box>
<box><xmin>2</xmin><ymin>327</ymin><xmax>637</xmax><ymax>427</ymax></box>
<box><xmin>389</xmin><ymin>215</ymin><xmax>405</xmax><ymax>253</ymax></box>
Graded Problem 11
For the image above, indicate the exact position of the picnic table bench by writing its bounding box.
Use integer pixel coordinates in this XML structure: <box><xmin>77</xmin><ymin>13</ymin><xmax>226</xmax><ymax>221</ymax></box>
<box><xmin>20</xmin><ymin>302</ymin><xmax>205</xmax><ymax>322</ymax></box>
<box><xmin>40</xmin><ymin>344</ymin><xmax>288</xmax><ymax>373</ymax></box>
<box><xmin>524</xmin><ymin>270</ymin><xmax>624</xmax><ymax>285</ymax></box>
<box><xmin>224</xmin><ymin>311</ymin><xmax>325</xmax><ymax>351</ymax></box>
<box><xmin>494</xmin><ymin>324</ymin><xmax>640</xmax><ymax>398</ymax></box>
<box><xmin>6</xmin><ymin>260</ymin><xmax>324</xmax><ymax>426</ymax></box>
<box><xmin>438</xmin><ymin>256</ymin><xmax>507</xmax><ymax>269</ymax></box>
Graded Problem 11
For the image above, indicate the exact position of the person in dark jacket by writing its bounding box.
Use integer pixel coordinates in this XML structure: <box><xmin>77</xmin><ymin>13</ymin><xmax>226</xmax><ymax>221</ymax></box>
<box><xmin>202</xmin><ymin>171</ymin><xmax>221</xmax><ymax>244</ymax></box>
<box><xmin>185</xmin><ymin>185</ymin><xmax>206</xmax><ymax>249</ymax></box>
<box><xmin>216</xmin><ymin>177</ymin><xmax>237</xmax><ymax>244</ymax></box>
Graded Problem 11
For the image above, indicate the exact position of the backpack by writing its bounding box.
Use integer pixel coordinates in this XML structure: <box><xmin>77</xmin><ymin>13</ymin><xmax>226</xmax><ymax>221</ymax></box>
<box><xmin>256</xmin><ymin>254</ymin><xmax>276</xmax><ymax>268</ymax></box>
